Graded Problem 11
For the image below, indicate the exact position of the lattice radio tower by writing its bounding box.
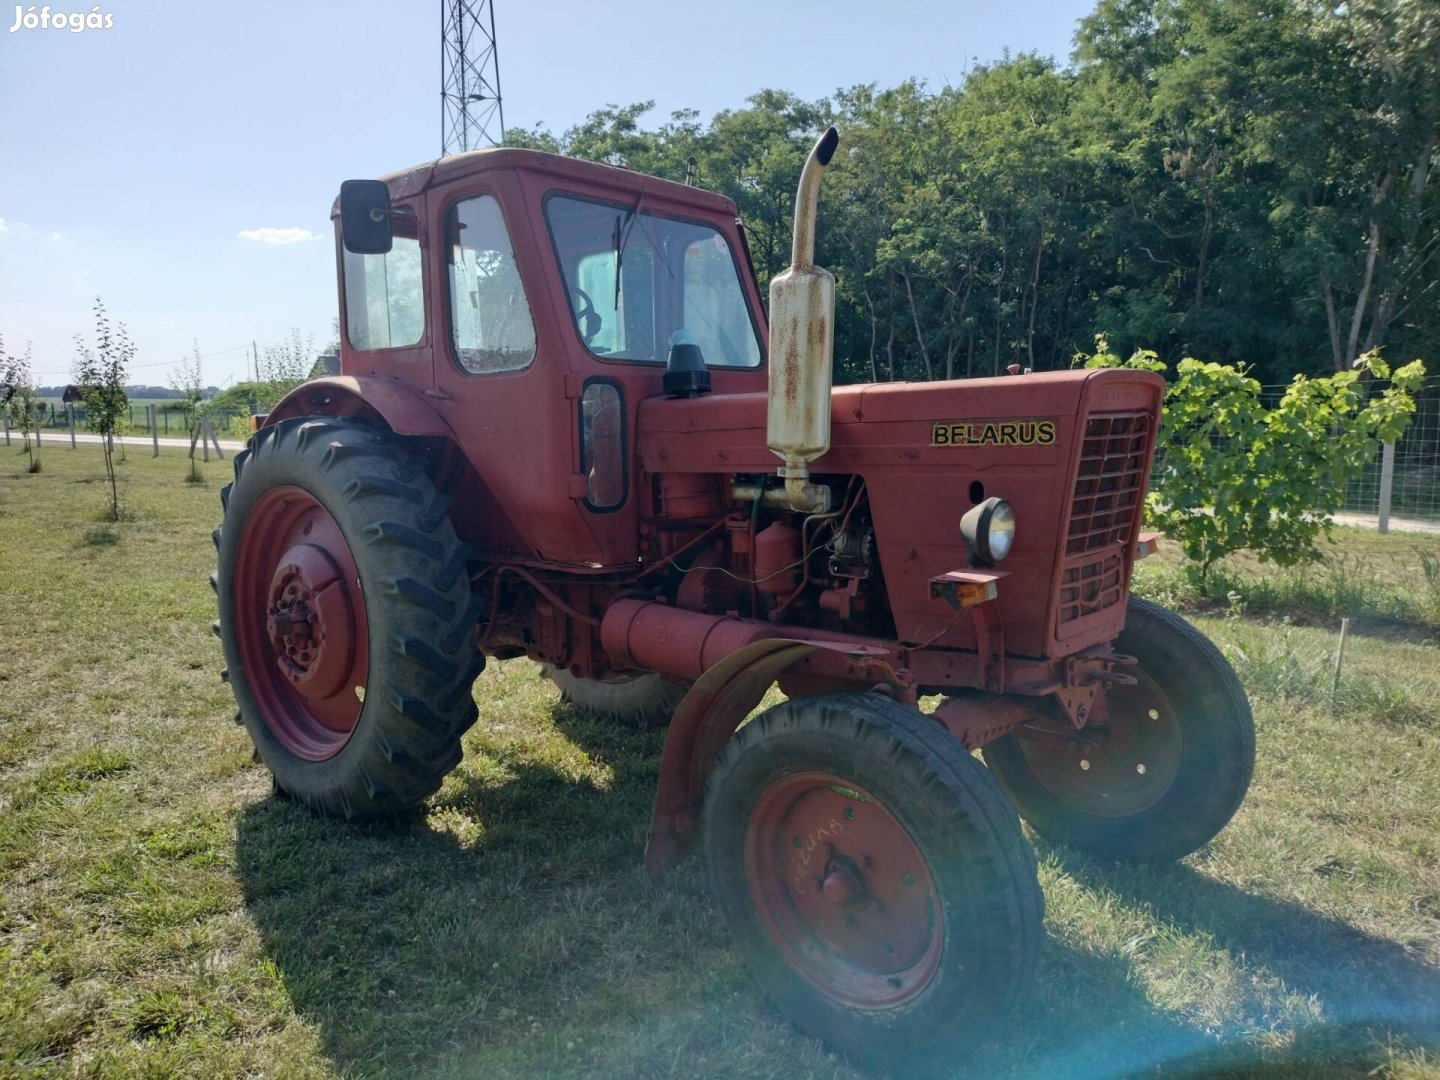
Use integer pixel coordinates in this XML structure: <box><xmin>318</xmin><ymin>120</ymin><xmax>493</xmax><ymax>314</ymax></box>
<box><xmin>441</xmin><ymin>0</ymin><xmax>505</xmax><ymax>156</ymax></box>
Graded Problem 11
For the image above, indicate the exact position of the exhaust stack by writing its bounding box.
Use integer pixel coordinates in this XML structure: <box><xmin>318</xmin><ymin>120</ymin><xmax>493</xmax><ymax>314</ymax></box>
<box><xmin>767</xmin><ymin>126</ymin><xmax>839</xmax><ymax>512</ymax></box>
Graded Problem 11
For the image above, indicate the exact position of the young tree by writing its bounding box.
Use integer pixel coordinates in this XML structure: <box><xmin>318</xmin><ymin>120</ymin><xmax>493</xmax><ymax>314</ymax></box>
<box><xmin>0</xmin><ymin>333</ymin><xmax>41</xmax><ymax>473</ymax></box>
<box><xmin>170</xmin><ymin>340</ymin><xmax>204</xmax><ymax>482</ymax></box>
<box><xmin>1081</xmin><ymin>341</ymin><xmax>1427</xmax><ymax>577</ymax></box>
<box><xmin>73</xmin><ymin>298</ymin><xmax>133</xmax><ymax>521</ymax></box>
<box><xmin>258</xmin><ymin>328</ymin><xmax>315</xmax><ymax>384</ymax></box>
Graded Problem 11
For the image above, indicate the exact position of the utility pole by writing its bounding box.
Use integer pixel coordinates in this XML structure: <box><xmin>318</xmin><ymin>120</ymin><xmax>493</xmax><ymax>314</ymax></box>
<box><xmin>252</xmin><ymin>340</ymin><xmax>259</xmax><ymax>383</ymax></box>
<box><xmin>441</xmin><ymin>0</ymin><xmax>505</xmax><ymax>156</ymax></box>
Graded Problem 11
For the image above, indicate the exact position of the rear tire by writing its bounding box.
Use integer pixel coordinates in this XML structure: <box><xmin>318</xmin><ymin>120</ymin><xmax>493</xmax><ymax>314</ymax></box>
<box><xmin>214</xmin><ymin>416</ymin><xmax>484</xmax><ymax>819</ymax></box>
<box><xmin>984</xmin><ymin>596</ymin><xmax>1254</xmax><ymax>861</ymax></box>
<box><xmin>703</xmin><ymin>692</ymin><xmax>1042</xmax><ymax>1069</ymax></box>
<box><xmin>544</xmin><ymin>667</ymin><xmax>686</xmax><ymax>729</ymax></box>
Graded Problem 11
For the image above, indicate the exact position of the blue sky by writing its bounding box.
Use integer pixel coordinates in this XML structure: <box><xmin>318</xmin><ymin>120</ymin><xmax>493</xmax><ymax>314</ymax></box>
<box><xmin>0</xmin><ymin>0</ymin><xmax>1093</xmax><ymax>389</ymax></box>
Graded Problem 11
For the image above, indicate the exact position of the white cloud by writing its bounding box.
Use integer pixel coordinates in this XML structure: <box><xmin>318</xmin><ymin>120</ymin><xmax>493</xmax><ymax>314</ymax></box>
<box><xmin>48</xmin><ymin>232</ymin><xmax>61</xmax><ymax>242</ymax></box>
<box><xmin>238</xmin><ymin>226</ymin><xmax>321</xmax><ymax>245</ymax></box>
<box><xmin>0</xmin><ymin>219</ymin><xmax>8</xmax><ymax>232</ymax></box>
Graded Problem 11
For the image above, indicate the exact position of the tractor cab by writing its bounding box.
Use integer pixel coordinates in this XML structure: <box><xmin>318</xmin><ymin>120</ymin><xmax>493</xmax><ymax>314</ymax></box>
<box><xmin>320</xmin><ymin>150</ymin><xmax>769</xmax><ymax>568</ymax></box>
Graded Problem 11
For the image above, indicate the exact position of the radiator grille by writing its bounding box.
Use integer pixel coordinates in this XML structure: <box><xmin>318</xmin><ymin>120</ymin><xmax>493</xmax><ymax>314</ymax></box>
<box><xmin>1055</xmin><ymin>409</ymin><xmax>1154</xmax><ymax>636</ymax></box>
<box><xmin>1065</xmin><ymin>411</ymin><xmax>1149</xmax><ymax>556</ymax></box>
<box><xmin>1056</xmin><ymin>552</ymin><xmax>1125</xmax><ymax>626</ymax></box>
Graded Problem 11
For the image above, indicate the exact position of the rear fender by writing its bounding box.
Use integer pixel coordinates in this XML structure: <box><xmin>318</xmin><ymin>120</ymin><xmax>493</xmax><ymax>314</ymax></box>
<box><xmin>263</xmin><ymin>377</ymin><xmax>456</xmax><ymax>440</ymax></box>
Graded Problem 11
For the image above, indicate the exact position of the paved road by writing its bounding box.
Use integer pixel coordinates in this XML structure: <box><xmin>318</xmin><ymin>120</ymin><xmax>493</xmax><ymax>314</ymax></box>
<box><xmin>1331</xmin><ymin>511</ymin><xmax>1440</xmax><ymax>536</ymax></box>
<box><xmin>13</xmin><ymin>431</ymin><xmax>247</xmax><ymax>453</ymax></box>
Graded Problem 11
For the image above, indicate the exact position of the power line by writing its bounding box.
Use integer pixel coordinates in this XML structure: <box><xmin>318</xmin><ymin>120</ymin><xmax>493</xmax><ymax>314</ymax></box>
<box><xmin>29</xmin><ymin>344</ymin><xmax>255</xmax><ymax>379</ymax></box>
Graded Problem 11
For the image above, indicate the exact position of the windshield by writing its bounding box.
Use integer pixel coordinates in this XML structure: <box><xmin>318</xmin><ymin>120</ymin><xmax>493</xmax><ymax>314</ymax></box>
<box><xmin>544</xmin><ymin>194</ymin><xmax>763</xmax><ymax>368</ymax></box>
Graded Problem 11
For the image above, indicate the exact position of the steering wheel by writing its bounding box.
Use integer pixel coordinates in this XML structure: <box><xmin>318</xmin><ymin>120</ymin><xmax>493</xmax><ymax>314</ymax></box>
<box><xmin>574</xmin><ymin>286</ymin><xmax>602</xmax><ymax>346</ymax></box>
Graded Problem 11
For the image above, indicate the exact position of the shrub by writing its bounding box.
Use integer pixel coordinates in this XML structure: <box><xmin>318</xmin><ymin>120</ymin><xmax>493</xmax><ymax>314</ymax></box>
<box><xmin>1080</xmin><ymin>341</ymin><xmax>1426</xmax><ymax>576</ymax></box>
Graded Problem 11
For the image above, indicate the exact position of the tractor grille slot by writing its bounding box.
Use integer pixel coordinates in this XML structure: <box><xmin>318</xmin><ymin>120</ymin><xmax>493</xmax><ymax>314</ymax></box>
<box><xmin>1065</xmin><ymin>411</ymin><xmax>1150</xmax><ymax>556</ymax></box>
<box><xmin>1056</xmin><ymin>552</ymin><xmax>1124</xmax><ymax>626</ymax></box>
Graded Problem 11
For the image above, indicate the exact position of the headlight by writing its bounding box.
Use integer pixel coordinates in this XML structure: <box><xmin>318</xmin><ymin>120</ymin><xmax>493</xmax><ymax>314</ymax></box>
<box><xmin>960</xmin><ymin>497</ymin><xmax>1016</xmax><ymax>564</ymax></box>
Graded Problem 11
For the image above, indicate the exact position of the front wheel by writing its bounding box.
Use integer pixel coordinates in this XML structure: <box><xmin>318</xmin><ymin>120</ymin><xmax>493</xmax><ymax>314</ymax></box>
<box><xmin>703</xmin><ymin>692</ymin><xmax>1042</xmax><ymax>1069</ymax></box>
<box><xmin>984</xmin><ymin>596</ymin><xmax>1254</xmax><ymax>862</ymax></box>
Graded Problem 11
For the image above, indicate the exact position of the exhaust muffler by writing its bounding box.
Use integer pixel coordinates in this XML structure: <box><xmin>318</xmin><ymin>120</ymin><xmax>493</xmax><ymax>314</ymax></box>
<box><xmin>766</xmin><ymin>126</ymin><xmax>839</xmax><ymax>512</ymax></box>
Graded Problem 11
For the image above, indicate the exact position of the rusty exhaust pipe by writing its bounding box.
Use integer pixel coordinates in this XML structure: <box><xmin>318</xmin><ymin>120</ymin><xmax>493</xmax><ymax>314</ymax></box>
<box><xmin>767</xmin><ymin>126</ymin><xmax>839</xmax><ymax>512</ymax></box>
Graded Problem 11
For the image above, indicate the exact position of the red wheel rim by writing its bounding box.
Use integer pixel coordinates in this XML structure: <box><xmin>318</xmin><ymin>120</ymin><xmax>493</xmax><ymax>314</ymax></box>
<box><xmin>232</xmin><ymin>486</ymin><xmax>368</xmax><ymax>761</ymax></box>
<box><xmin>1017</xmin><ymin>670</ymin><xmax>1182</xmax><ymax>817</ymax></box>
<box><xmin>744</xmin><ymin>773</ymin><xmax>942</xmax><ymax>1008</ymax></box>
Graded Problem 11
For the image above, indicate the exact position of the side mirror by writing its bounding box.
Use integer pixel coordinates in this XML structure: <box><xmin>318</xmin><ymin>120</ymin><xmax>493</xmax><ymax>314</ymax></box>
<box><xmin>339</xmin><ymin>179</ymin><xmax>394</xmax><ymax>255</ymax></box>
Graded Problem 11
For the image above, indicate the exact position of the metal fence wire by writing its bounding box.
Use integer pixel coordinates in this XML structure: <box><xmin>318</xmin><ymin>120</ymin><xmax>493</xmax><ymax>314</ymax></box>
<box><xmin>1341</xmin><ymin>374</ymin><xmax>1440</xmax><ymax>522</ymax></box>
<box><xmin>19</xmin><ymin>402</ymin><xmax>252</xmax><ymax>440</ymax></box>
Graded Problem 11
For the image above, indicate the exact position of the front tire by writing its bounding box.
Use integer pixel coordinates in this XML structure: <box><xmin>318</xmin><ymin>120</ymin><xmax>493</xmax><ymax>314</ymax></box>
<box><xmin>703</xmin><ymin>692</ymin><xmax>1042</xmax><ymax>1069</ymax></box>
<box><xmin>984</xmin><ymin>596</ymin><xmax>1254</xmax><ymax>861</ymax></box>
<box><xmin>214</xmin><ymin>417</ymin><xmax>484</xmax><ymax>819</ymax></box>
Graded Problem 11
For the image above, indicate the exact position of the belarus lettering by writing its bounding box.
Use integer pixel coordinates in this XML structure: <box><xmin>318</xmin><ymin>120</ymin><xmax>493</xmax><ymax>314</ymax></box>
<box><xmin>932</xmin><ymin>419</ymin><xmax>1057</xmax><ymax>447</ymax></box>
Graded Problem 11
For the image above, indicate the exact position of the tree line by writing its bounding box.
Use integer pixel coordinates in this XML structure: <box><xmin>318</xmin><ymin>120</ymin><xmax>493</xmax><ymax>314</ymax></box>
<box><xmin>508</xmin><ymin>0</ymin><xmax>1437</xmax><ymax>387</ymax></box>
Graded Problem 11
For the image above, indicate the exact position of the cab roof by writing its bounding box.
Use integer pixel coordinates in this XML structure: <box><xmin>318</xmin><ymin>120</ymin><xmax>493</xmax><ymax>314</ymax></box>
<box><xmin>365</xmin><ymin>147</ymin><xmax>740</xmax><ymax>217</ymax></box>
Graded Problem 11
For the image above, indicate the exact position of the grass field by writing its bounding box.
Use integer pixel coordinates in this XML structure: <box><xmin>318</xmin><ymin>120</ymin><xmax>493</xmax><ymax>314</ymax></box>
<box><xmin>2</xmin><ymin>445</ymin><xmax>1439</xmax><ymax>1078</ymax></box>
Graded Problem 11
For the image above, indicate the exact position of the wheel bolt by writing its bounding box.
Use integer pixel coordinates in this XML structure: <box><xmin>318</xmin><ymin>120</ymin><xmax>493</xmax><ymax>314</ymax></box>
<box><xmin>902</xmin><ymin>873</ymin><xmax>915</xmax><ymax>887</ymax></box>
<box><xmin>1080</xmin><ymin>759</ymin><xmax>1091</xmax><ymax>771</ymax></box>
<box><xmin>843</xmin><ymin>806</ymin><xmax>854</xmax><ymax>820</ymax></box>
<box><xmin>792</xmin><ymin>836</ymin><xmax>801</xmax><ymax>849</ymax></box>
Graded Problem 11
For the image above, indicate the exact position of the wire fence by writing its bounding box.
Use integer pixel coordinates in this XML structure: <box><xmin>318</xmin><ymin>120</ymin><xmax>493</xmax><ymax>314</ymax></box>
<box><xmin>1342</xmin><ymin>375</ymin><xmax>1440</xmax><ymax>523</ymax></box>
<box><xmin>7</xmin><ymin>402</ymin><xmax>254</xmax><ymax>444</ymax></box>
<box><xmin>1239</xmin><ymin>374</ymin><xmax>1440</xmax><ymax>524</ymax></box>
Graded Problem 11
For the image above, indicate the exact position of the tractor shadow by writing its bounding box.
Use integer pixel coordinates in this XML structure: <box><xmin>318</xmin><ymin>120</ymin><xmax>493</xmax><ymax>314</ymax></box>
<box><xmin>966</xmin><ymin>843</ymin><xmax>1440</xmax><ymax>1080</ymax></box>
<box><xmin>232</xmin><ymin>716</ymin><xmax>1440</xmax><ymax>1079</ymax></box>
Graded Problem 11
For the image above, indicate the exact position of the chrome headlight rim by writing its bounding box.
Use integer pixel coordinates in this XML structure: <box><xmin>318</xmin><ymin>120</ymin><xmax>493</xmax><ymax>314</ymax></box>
<box><xmin>961</xmin><ymin>496</ymin><xmax>1016</xmax><ymax>564</ymax></box>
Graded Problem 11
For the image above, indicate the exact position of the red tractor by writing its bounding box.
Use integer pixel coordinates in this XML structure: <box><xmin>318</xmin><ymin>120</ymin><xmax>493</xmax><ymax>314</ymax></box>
<box><xmin>214</xmin><ymin>128</ymin><xmax>1253</xmax><ymax>1068</ymax></box>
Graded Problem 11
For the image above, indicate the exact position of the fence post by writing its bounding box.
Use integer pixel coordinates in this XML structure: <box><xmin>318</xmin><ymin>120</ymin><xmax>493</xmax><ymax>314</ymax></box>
<box><xmin>67</xmin><ymin>403</ymin><xmax>77</xmax><ymax>449</ymax></box>
<box><xmin>1377</xmin><ymin>440</ymin><xmax>1395</xmax><ymax>535</ymax></box>
<box><xmin>150</xmin><ymin>404</ymin><xmax>159</xmax><ymax>457</ymax></box>
<box><xmin>3</xmin><ymin>408</ymin><xmax>9</xmax><ymax>446</ymax></box>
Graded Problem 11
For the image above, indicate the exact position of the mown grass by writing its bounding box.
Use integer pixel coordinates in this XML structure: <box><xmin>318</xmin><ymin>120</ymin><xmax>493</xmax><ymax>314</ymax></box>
<box><xmin>2</xmin><ymin>445</ymin><xmax>1438</xmax><ymax>1078</ymax></box>
<box><xmin>1133</xmin><ymin>529</ymin><xmax>1440</xmax><ymax>633</ymax></box>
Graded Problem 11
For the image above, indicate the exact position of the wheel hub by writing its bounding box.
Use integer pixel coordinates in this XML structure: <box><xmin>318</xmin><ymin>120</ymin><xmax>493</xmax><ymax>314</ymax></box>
<box><xmin>262</xmin><ymin>544</ymin><xmax>356</xmax><ymax>700</ymax></box>
<box><xmin>745</xmin><ymin>774</ymin><xmax>941</xmax><ymax>1008</ymax></box>
<box><xmin>1020</xmin><ymin>674</ymin><xmax>1182</xmax><ymax>817</ymax></box>
<box><xmin>232</xmin><ymin>487</ymin><xmax>368</xmax><ymax>761</ymax></box>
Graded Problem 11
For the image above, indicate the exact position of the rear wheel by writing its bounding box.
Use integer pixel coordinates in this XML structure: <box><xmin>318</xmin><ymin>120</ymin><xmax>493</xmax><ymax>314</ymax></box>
<box><xmin>544</xmin><ymin>667</ymin><xmax>686</xmax><ymax>728</ymax></box>
<box><xmin>214</xmin><ymin>416</ymin><xmax>484</xmax><ymax>818</ymax></box>
<box><xmin>703</xmin><ymin>692</ymin><xmax>1042</xmax><ymax>1068</ymax></box>
<box><xmin>984</xmin><ymin>596</ymin><xmax>1254</xmax><ymax>861</ymax></box>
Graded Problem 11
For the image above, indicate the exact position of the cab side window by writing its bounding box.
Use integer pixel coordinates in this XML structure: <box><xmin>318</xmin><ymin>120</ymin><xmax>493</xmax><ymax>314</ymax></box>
<box><xmin>344</xmin><ymin>229</ymin><xmax>424</xmax><ymax>350</ymax></box>
<box><xmin>448</xmin><ymin>195</ymin><xmax>537</xmax><ymax>374</ymax></box>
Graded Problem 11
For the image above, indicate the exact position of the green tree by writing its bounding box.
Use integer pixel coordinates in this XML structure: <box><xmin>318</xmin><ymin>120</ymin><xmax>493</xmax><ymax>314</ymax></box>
<box><xmin>73</xmin><ymin>298</ymin><xmax>133</xmax><ymax>522</ymax></box>
<box><xmin>170</xmin><ymin>341</ymin><xmax>205</xmax><ymax>483</ymax></box>
<box><xmin>0</xmin><ymin>334</ymin><xmax>41</xmax><ymax>473</ymax></box>
<box><xmin>258</xmin><ymin>328</ymin><xmax>315</xmax><ymax>384</ymax></box>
